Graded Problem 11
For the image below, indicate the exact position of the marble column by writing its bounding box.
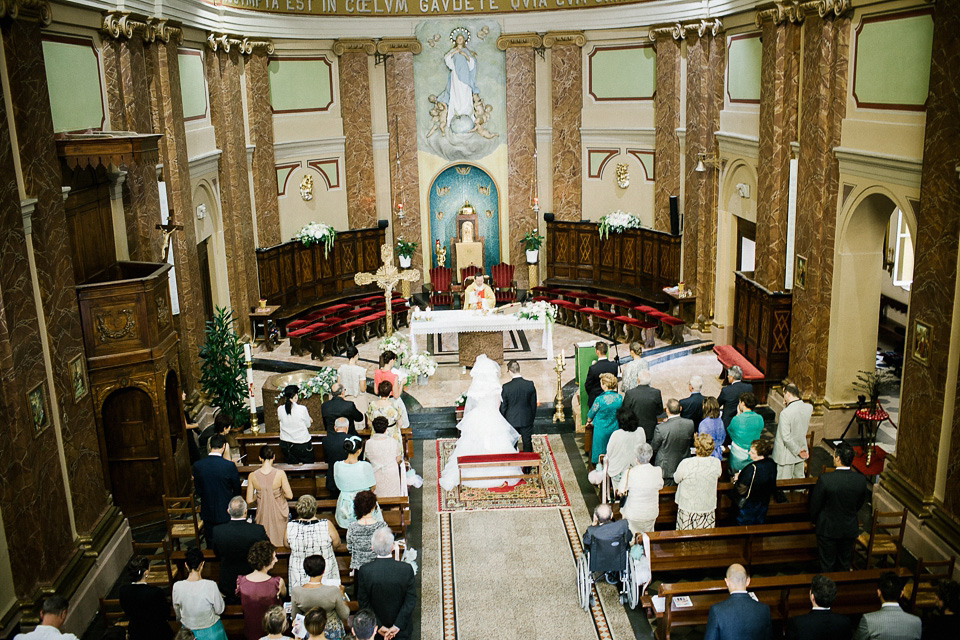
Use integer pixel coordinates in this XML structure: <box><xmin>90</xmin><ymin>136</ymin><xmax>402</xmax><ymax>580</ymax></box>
<box><xmin>653</xmin><ymin>36</ymin><xmax>682</xmax><ymax>232</ymax></box>
<box><xmin>504</xmin><ymin>43</ymin><xmax>538</xmax><ymax>288</ymax></box>
<box><xmin>754</xmin><ymin>19</ymin><xmax>800</xmax><ymax>292</ymax></box>
<box><xmin>147</xmin><ymin>36</ymin><xmax>204</xmax><ymax>394</ymax></box>
<box><xmin>788</xmin><ymin>13</ymin><xmax>850</xmax><ymax>398</ymax></box>
<box><xmin>245</xmin><ymin>52</ymin><xmax>281</xmax><ymax>248</ymax></box>
<box><xmin>895</xmin><ymin>0</ymin><xmax>960</xmax><ymax>512</ymax></box>
<box><xmin>384</xmin><ymin>49</ymin><xmax>423</xmax><ymax>285</ymax></box>
<box><xmin>3</xmin><ymin>18</ymin><xmax>108</xmax><ymax>538</ymax></box>
<box><xmin>547</xmin><ymin>34</ymin><xmax>583</xmax><ymax>221</ymax></box>
<box><xmin>682</xmin><ymin>34</ymin><xmax>724</xmax><ymax>319</ymax></box>
<box><xmin>101</xmin><ymin>34</ymin><xmax>163</xmax><ymax>262</ymax></box>
<box><xmin>337</xmin><ymin>46</ymin><xmax>377</xmax><ymax>229</ymax></box>
<box><xmin>205</xmin><ymin>45</ymin><xmax>259</xmax><ymax>328</ymax></box>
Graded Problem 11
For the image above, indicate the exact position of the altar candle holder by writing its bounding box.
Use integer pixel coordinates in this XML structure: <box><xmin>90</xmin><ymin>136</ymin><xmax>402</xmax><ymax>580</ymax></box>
<box><xmin>552</xmin><ymin>351</ymin><xmax>566</xmax><ymax>423</ymax></box>
<box><xmin>244</xmin><ymin>343</ymin><xmax>259</xmax><ymax>433</ymax></box>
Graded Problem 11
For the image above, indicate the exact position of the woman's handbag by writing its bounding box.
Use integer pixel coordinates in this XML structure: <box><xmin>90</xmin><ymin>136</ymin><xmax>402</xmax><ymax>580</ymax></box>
<box><xmin>734</xmin><ymin>466</ymin><xmax>755</xmax><ymax>509</ymax></box>
<box><xmin>618</xmin><ymin>467</ymin><xmax>632</xmax><ymax>509</ymax></box>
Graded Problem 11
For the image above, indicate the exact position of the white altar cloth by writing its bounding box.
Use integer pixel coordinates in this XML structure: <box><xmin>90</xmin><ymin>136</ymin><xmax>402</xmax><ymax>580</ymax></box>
<box><xmin>408</xmin><ymin>309</ymin><xmax>554</xmax><ymax>360</ymax></box>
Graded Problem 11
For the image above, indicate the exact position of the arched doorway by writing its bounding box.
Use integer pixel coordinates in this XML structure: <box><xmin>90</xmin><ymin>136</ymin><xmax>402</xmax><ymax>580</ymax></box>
<box><xmin>826</xmin><ymin>191</ymin><xmax>914</xmax><ymax>429</ymax></box>
<box><xmin>428</xmin><ymin>163</ymin><xmax>501</xmax><ymax>271</ymax></box>
<box><xmin>102</xmin><ymin>387</ymin><xmax>165</xmax><ymax>518</ymax></box>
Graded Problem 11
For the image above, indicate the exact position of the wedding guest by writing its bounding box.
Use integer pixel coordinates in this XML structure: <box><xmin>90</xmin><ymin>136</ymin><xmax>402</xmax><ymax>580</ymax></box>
<box><xmin>620</xmin><ymin>342</ymin><xmax>649</xmax><ymax>394</ymax></box>
<box><xmin>365</xmin><ymin>416</ymin><xmax>404</xmax><ymax>498</ymax></box>
<box><xmin>291</xmin><ymin>556</ymin><xmax>351</xmax><ymax>639</ymax></box>
<box><xmin>374</xmin><ymin>351</ymin><xmax>403</xmax><ymax>399</ymax></box>
<box><xmin>587</xmin><ymin>373</ymin><xmax>623</xmax><ymax>464</ymax></box>
<box><xmin>333</xmin><ymin>436</ymin><xmax>379</xmax><ymax>528</ymax></box>
<box><xmin>346</xmin><ymin>490</ymin><xmax>388</xmax><ymax>571</ymax></box>
<box><xmin>679</xmin><ymin>376</ymin><xmax>705</xmax><ymax>427</ymax></box>
<box><xmin>286</xmin><ymin>494</ymin><xmax>340</xmax><ymax>589</ymax></box>
<box><xmin>617</xmin><ymin>442</ymin><xmax>664</xmax><ymax>535</ymax></box>
<box><xmin>698</xmin><ymin>397</ymin><xmax>726</xmax><ymax>460</ymax></box>
<box><xmin>338</xmin><ymin>345</ymin><xmax>367</xmax><ymax>398</ymax></box>
<box><xmin>119</xmin><ymin>556</ymin><xmax>174</xmax><ymax>640</ymax></box>
<box><xmin>732</xmin><ymin>439</ymin><xmax>778</xmax><ymax>525</ymax></box>
<box><xmin>728</xmin><ymin>392</ymin><xmax>764</xmax><ymax>473</ymax></box>
<box><xmin>321</xmin><ymin>383</ymin><xmax>363</xmax><ymax>432</ymax></box>
<box><xmin>245</xmin><ymin>446</ymin><xmax>292</xmax><ymax>547</ymax></box>
<box><xmin>366</xmin><ymin>381</ymin><xmax>408</xmax><ymax>452</ymax></box>
<box><xmin>604</xmin><ymin>407</ymin><xmax>644</xmax><ymax>486</ymax></box>
<box><xmin>259</xmin><ymin>606</ymin><xmax>290</xmax><ymax>640</ymax></box>
<box><xmin>278</xmin><ymin>385</ymin><xmax>314</xmax><ymax>465</ymax></box>
<box><xmin>237</xmin><ymin>541</ymin><xmax>286</xmax><ymax>640</ymax></box>
<box><xmin>172</xmin><ymin>548</ymin><xmax>227</xmax><ymax>640</ymax></box>
<box><xmin>674</xmin><ymin>433</ymin><xmax>723</xmax><ymax>529</ymax></box>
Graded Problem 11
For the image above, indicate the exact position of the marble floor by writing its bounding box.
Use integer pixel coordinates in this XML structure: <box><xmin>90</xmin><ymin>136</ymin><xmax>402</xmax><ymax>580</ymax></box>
<box><xmin>250</xmin><ymin>322</ymin><xmax>725</xmax><ymax>412</ymax></box>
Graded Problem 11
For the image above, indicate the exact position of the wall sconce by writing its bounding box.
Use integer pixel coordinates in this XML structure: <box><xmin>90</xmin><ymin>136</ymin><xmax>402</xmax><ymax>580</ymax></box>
<box><xmin>695</xmin><ymin>153</ymin><xmax>723</xmax><ymax>173</ymax></box>
<box><xmin>196</xmin><ymin>204</ymin><xmax>207</xmax><ymax>220</ymax></box>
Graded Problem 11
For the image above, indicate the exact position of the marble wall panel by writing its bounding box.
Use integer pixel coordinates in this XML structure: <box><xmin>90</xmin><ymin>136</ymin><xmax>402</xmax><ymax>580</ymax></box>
<box><xmin>3</xmin><ymin>19</ymin><xmax>108</xmax><ymax>539</ymax></box>
<box><xmin>245</xmin><ymin>53</ymin><xmax>281</xmax><ymax>248</ymax></box>
<box><xmin>654</xmin><ymin>38</ymin><xmax>681</xmax><ymax>232</ymax></box>
<box><xmin>898</xmin><ymin>0</ymin><xmax>960</xmax><ymax>505</ymax></box>
<box><xmin>339</xmin><ymin>52</ymin><xmax>377</xmax><ymax>230</ymax></box>
<box><xmin>755</xmin><ymin>21</ymin><xmax>800</xmax><ymax>292</ymax></box>
<box><xmin>551</xmin><ymin>43</ymin><xmax>582</xmax><ymax>220</ymax></box>
<box><xmin>788</xmin><ymin>15</ymin><xmax>849</xmax><ymax>398</ymax></box>
<box><xmin>148</xmin><ymin>40</ymin><xmax>204</xmax><ymax>393</ymax></box>
<box><xmin>206</xmin><ymin>48</ymin><xmax>259</xmax><ymax>325</ymax></box>
<box><xmin>506</xmin><ymin>47</ymin><xmax>537</xmax><ymax>288</ymax></box>
<box><xmin>0</xmin><ymin>46</ymin><xmax>73</xmax><ymax>597</ymax></box>
<box><xmin>385</xmin><ymin>52</ymin><xmax>423</xmax><ymax>285</ymax></box>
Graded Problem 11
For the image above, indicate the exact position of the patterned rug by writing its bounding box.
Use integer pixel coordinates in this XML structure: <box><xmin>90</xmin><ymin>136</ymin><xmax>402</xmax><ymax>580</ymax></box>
<box><xmin>436</xmin><ymin>434</ymin><xmax>570</xmax><ymax>512</ymax></box>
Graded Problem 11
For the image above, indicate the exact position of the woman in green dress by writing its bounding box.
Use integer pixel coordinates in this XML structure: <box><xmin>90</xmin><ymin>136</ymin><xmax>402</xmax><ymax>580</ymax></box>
<box><xmin>332</xmin><ymin>436</ymin><xmax>382</xmax><ymax>528</ymax></box>
<box><xmin>587</xmin><ymin>373</ymin><xmax>623</xmax><ymax>465</ymax></box>
<box><xmin>727</xmin><ymin>392</ymin><xmax>765</xmax><ymax>472</ymax></box>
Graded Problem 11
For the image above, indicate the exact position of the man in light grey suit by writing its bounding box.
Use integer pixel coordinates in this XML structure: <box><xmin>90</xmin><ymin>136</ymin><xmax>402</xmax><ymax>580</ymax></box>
<box><xmin>773</xmin><ymin>384</ymin><xmax>812</xmax><ymax>479</ymax></box>
<box><xmin>650</xmin><ymin>398</ymin><xmax>696</xmax><ymax>486</ymax></box>
<box><xmin>853</xmin><ymin>571</ymin><xmax>921</xmax><ymax>640</ymax></box>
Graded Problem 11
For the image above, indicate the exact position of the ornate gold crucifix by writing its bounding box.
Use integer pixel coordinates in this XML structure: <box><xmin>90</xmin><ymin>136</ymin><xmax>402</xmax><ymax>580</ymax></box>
<box><xmin>355</xmin><ymin>244</ymin><xmax>420</xmax><ymax>336</ymax></box>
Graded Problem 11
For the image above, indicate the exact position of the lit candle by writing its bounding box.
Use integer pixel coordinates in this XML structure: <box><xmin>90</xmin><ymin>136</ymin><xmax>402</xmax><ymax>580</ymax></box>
<box><xmin>534</xmin><ymin>197</ymin><xmax>539</xmax><ymax>205</ymax></box>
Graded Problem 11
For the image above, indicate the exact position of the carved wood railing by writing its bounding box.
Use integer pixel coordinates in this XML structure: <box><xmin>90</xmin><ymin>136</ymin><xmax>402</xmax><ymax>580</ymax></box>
<box><xmin>733</xmin><ymin>271</ymin><xmax>792</xmax><ymax>380</ymax></box>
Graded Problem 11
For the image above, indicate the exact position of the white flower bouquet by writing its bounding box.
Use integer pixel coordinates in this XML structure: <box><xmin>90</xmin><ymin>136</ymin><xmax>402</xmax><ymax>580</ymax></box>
<box><xmin>455</xmin><ymin>392</ymin><xmax>468</xmax><ymax>408</ymax></box>
<box><xmin>597</xmin><ymin>210</ymin><xmax>643</xmax><ymax>239</ymax></box>
<box><xmin>518</xmin><ymin>300</ymin><xmax>557</xmax><ymax>325</ymax></box>
<box><xmin>273</xmin><ymin>367</ymin><xmax>337</xmax><ymax>404</ymax></box>
<box><xmin>378</xmin><ymin>334</ymin><xmax>412</xmax><ymax>366</ymax></box>
<box><xmin>407</xmin><ymin>352</ymin><xmax>438</xmax><ymax>378</ymax></box>
<box><xmin>294</xmin><ymin>221</ymin><xmax>337</xmax><ymax>257</ymax></box>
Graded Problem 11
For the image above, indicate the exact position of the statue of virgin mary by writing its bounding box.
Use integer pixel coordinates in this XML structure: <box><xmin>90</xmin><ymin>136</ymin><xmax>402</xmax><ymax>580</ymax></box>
<box><xmin>437</xmin><ymin>27</ymin><xmax>478</xmax><ymax>130</ymax></box>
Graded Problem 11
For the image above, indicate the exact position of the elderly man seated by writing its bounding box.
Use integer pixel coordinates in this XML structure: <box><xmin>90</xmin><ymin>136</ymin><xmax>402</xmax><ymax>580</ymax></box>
<box><xmin>464</xmin><ymin>274</ymin><xmax>495</xmax><ymax>310</ymax></box>
<box><xmin>582</xmin><ymin>504</ymin><xmax>632</xmax><ymax>584</ymax></box>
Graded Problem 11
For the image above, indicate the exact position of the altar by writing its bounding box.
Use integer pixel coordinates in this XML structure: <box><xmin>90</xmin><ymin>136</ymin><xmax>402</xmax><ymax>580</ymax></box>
<box><xmin>409</xmin><ymin>309</ymin><xmax>554</xmax><ymax>366</ymax></box>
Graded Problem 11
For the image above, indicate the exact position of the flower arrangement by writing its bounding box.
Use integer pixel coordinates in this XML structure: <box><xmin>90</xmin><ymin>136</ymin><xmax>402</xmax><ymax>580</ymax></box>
<box><xmin>295</xmin><ymin>221</ymin><xmax>337</xmax><ymax>257</ymax></box>
<box><xmin>455</xmin><ymin>392</ymin><xmax>468</xmax><ymax>408</ymax></box>
<box><xmin>378</xmin><ymin>334</ymin><xmax>412</xmax><ymax>366</ymax></box>
<box><xmin>396</xmin><ymin>237</ymin><xmax>418</xmax><ymax>258</ymax></box>
<box><xmin>597</xmin><ymin>210</ymin><xmax>642</xmax><ymax>239</ymax></box>
<box><xmin>521</xmin><ymin>229</ymin><xmax>545</xmax><ymax>251</ymax></box>
<box><xmin>273</xmin><ymin>367</ymin><xmax>338</xmax><ymax>404</ymax></box>
<box><xmin>407</xmin><ymin>352</ymin><xmax>438</xmax><ymax>381</ymax></box>
<box><xmin>518</xmin><ymin>300</ymin><xmax>557</xmax><ymax>324</ymax></box>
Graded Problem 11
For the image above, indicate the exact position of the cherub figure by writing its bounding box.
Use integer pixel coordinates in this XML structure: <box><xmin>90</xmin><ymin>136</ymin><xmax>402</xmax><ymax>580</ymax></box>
<box><xmin>426</xmin><ymin>94</ymin><xmax>448</xmax><ymax>138</ymax></box>
<box><xmin>469</xmin><ymin>94</ymin><xmax>498</xmax><ymax>139</ymax></box>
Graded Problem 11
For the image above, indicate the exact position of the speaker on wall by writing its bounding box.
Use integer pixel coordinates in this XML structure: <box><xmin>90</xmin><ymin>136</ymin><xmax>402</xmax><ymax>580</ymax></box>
<box><xmin>543</xmin><ymin>212</ymin><xmax>555</xmax><ymax>222</ymax></box>
<box><xmin>378</xmin><ymin>219</ymin><xmax>389</xmax><ymax>229</ymax></box>
<box><xmin>669</xmin><ymin>196</ymin><xmax>681</xmax><ymax>236</ymax></box>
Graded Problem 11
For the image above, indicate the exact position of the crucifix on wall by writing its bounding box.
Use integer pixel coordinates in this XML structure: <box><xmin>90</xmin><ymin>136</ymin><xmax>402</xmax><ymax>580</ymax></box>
<box><xmin>355</xmin><ymin>244</ymin><xmax>420</xmax><ymax>337</ymax></box>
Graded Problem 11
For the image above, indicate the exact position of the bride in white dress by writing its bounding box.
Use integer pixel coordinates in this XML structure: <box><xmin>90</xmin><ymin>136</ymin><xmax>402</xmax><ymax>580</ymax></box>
<box><xmin>438</xmin><ymin>355</ymin><xmax>523</xmax><ymax>491</ymax></box>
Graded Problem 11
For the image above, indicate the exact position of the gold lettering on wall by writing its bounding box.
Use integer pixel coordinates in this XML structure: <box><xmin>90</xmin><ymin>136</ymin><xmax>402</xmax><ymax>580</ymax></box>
<box><xmin>211</xmin><ymin>0</ymin><xmax>647</xmax><ymax>18</ymax></box>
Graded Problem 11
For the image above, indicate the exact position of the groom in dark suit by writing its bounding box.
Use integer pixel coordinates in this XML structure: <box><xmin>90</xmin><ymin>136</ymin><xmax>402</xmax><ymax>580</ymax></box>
<box><xmin>500</xmin><ymin>360</ymin><xmax>538</xmax><ymax>454</ymax></box>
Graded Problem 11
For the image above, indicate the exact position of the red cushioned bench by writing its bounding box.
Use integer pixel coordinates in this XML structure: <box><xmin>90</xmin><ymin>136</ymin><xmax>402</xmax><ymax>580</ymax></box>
<box><xmin>456</xmin><ymin>452</ymin><xmax>543</xmax><ymax>494</ymax></box>
<box><xmin>712</xmin><ymin>345</ymin><xmax>764</xmax><ymax>381</ymax></box>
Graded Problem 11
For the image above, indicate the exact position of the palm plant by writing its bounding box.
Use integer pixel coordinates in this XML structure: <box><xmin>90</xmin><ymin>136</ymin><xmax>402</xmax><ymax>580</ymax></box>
<box><xmin>198</xmin><ymin>306</ymin><xmax>250</xmax><ymax>428</ymax></box>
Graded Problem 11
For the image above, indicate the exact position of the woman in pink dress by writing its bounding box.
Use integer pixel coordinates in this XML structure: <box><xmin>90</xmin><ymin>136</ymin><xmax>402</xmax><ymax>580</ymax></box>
<box><xmin>236</xmin><ymin>540</ymin><xmax>286</xmax><ymax>640</ymax></box>
<box><xmin>373</xmin><ymin>351</ymin><xmax>403</xmax><ymax>398</ymax></box>
<box><xmin>364</xmin><ymin>416</ymin><xmax>403</xmax><ymax>498</ymax></box>
<box><xmin>245</xmin><ymin>446</ymin><xmax>292</xmax><ymax>547</ymax></box>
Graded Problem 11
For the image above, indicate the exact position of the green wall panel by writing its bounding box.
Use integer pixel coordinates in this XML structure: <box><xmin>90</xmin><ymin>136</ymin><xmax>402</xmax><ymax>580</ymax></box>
<box><xmin>42</xmin><ymin>38</ymin><xmax>104</xmax><ymax>133</ymax></box>
<box><xmin>268</xmin><ymin>57</ymin><xmax>333</xmax><ymax>113</ymax></box>
<box><xmin>854</xmin><ymin>12</ymin><xmax>933</xmax><ymax>109</ymax></box>
<box><xmin>178</xmin><ymin>50</ymin><xmax>207</xmax><ymax>120</ymax></box>
<box><xmin>727</xmin><ymin>34</ymin><xmax>762</xmax><ymax>103</ymax></box>
<box><xmin>588</xmin><ymin>46</ymin><xmax>655</xmax><ymax>100</ymax></box>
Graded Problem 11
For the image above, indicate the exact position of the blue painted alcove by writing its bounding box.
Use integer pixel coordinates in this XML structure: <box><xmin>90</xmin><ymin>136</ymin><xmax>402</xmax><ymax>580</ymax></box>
<box><xmin>428</xmin><ymin>163</ymin><xmax>500</xmax><ymax>271</ymax></box>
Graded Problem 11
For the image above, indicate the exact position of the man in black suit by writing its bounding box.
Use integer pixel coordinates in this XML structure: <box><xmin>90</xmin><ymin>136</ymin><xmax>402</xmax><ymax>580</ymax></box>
<box><xmin>718</xmin><ymin>366</ymin><xmax>754</xmax><ymax>427</ymax></box>
<box><xmin>357</xmin><ymin>528</ymin><xmax>417</xmax><ymax>640</ymax></box>
<box><xmin>500</xmin><ymin>360</ymin><xmax>538</xmax><ymax>453</ymax></box>
<box><xmin>320</xmin><ymin>383</ymin><xmax>363</xmax><ymax>432</ymax></box>
<box><xmin>704</xmin><ymin>563</ymin><xmax>772</xmax><ymax>640</ymax></box>
<box><xmin>679</xmin><ymin>375</ymin><xmax>705</xmax><ymax>428</ymax></box>
<box><xmin>212</xmin><ymin>496</ymin><xmax>268</xmax><ymax>603</ymax></box>
<box><xmin>585</xmin><ymin>342</ymin><xmax>618</xmax><ymax>410</ymax></box>
<box><xmin>810</xmin><ymin>442</ymin><xmax>869</xmax><ymax>572</ymax></box>
<box><xmin>651</xmin><ymin>399</ymin><xmax>696</xmax><ymax>486</ymax></box>
<box><xmin>787</xmin><ymin>575</ymin><xmax>854</xmax><ymax>640</ymax></box>
<box><xmin>192</xmin><ymin>434</ymin><xmax>241</xmax><ymax>545</ymax></box>
<box><xmin>622</xmin><ymin>370</ymin><xmax>664</xmax><ymax>443</ymax></box>
<box><xmin>321</xmin><ymin>417</ymin><xmax>351</xmax><ymax>498</ymax></box>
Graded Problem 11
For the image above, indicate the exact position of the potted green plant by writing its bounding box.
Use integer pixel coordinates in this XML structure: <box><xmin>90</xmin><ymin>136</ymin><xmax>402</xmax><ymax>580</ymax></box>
<box><xmin>198</xmin><ymin>307</ymin><xmax>250</xmax><ymax>429</ymax></box>
<box><xmin>396</xmin><ymin>237</ymin><xmax>418</xmax><ymax>269</ymax></box>
<box><xmin>852</xmin><ymin>368</ymin><xmax>899</xmax><ymax>410</ymax></box>
<box><xmin>521</xmin><ymin>229</ymin><xmax>544</xmax><ymax>264</ymax></box>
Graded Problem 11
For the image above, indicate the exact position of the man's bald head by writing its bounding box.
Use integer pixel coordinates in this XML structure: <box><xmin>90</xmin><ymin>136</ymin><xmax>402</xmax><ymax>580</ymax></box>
<box><xmin>594</xmin><ymin>504</ymin><xmax>613</xmax><ymax>523</ymax></box>
<box><xmin>725</xmin><ymin>563</ymin><xmax>749</xmax><ymax>591</ymax></box>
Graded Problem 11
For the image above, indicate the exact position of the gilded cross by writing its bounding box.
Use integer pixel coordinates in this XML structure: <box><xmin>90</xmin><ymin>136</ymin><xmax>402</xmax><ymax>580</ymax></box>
<box><xmin>355</xmin><ymin>244</ymin><xmax>420</xmax><ymax>336</ymax></box>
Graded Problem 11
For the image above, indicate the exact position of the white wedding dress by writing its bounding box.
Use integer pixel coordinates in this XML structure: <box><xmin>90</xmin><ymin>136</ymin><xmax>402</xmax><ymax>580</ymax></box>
<box><xmin>438</xmin><ymin>355</ymin><xmax>523</xmax><ymax>491</ymax></box>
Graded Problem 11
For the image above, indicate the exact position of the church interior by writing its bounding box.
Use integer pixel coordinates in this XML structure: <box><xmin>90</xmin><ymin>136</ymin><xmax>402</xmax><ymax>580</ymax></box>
<box><xmin>0</xmin><ymin>0</ymin><xmax>958</xmax><ymax>637</ymax></box>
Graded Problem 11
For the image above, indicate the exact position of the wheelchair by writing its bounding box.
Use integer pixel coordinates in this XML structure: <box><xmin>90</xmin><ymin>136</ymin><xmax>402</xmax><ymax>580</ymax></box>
<box><xmin>576</xmin><ymin>529</ymin><xmax>651</xmax><ymax>610</ymax></box>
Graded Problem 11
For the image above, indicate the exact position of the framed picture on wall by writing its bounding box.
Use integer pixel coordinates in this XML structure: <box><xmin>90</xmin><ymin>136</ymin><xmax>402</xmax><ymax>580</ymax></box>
<box><xmin>26</xmin><ymin>381</ymin><xmax>49</xmax><ymax>437</ymax></box>
<box><xmin>69</xmin><ymin>354</ymin><xmax>88</xmax><ymax>402</ymax></box>
<box><xmin>912</xmin><ymin>320</ymin><xmax>931</xmax><ymax>365</ymax></box>
<box><xmin>794</xmin><ymin>255</ymin><xmax>807</xmax><ymax>290</ymax></box>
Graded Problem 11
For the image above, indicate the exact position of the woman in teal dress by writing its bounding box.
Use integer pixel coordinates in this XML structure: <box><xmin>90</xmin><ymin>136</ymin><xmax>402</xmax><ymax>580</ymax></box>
<box><xmin>333</xmin><ymin>436</ymin><xmax>382</xmax><ymax>528</ymax></box>
<box><xmin>727</xmin><ymin>391</ymin><xmax>765</xmax><ymax>472</ymax></box>
<box><xmin>587</xmin><ymin>373</ymin><xmax>623</xmax><ymax>465</ymax></box>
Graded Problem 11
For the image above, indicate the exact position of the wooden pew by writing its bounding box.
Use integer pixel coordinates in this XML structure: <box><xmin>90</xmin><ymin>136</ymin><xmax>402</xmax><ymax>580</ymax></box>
<box><xmin>651</xmin><ymin>477</ymin><xmax>817</xmax><ymax>528</ymax></box>
<box><xmin>229</xmin><ymin>496</ymin><xmax>411</xmax><ymax>541</ymax></box>
<box><xmin>646</xmin><ymin>567</ymin><xmax>912</xmax><ymax>640</ymax></box>
<box><xmin>236</xmin><ymin>428</ymin><xmax>414</xmax><ymax>463</ymax></box>
<box><xmin>221</xmin><ymin>602</ymin><xmax>359</xmax><ymax>640</ymax></box>
<box><xmin>171</xmin><ymin>546</ymin><xmax>355</xmax><ymax>588</ymax></box>
<box><xmin>645</xmin><ymin>521</ymin><xmax>818</xmax><ymax>574</ymax></box>
<box><xmin>238</xmin><ymin>463</ymin><xmax>331</xmax><ymax>499</ymax></box>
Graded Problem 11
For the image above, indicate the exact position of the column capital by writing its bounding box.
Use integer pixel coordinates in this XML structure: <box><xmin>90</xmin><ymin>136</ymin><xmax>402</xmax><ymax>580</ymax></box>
<box><xmin>377</xmin><ymin>38</ymin><xmax>421</xmax><ymax>55</ymax></box>
<box><xmin>0</xmin><ymin>0</ymin><xmax>51</xmax><ymax>25</ymax></box>
<box><xmin>496</xmin><ymin>33</ymin><xmax>543</xmax><ymax>51</ymax></box>
<box><xmin>755</xmin><ymin>0</ymin><xmax>850</xmax><ymax>27</ymax></box>
<box><xmin>649</xmin><ymin>18</ymin><xmax>723</xmax><ymax>42</ymax></box>
<box><xmin>332</xmin><ymin>39</ymin><xmax>376</xmax><ymax>56</ymax></box>
<box><xmin>206</xmin><ymin>33</ymin><xmax>274</xmax><ymax>55</ymax></box>
<box><xmin>542</xmin><ymin>32</ymin><xmax>585</xmax><ymax>48</ymax></box>
<box><xmin>101</xmin><ymin>12</ymin><xmax>183</xmax><ymax>44</ymax></box>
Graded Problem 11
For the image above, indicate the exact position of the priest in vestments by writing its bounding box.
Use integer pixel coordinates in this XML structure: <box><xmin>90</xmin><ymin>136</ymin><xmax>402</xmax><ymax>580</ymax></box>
<box><xmin>464</xmin><ymin>275</ymin><xmax>495</xmax><ymax>310</ymax></box>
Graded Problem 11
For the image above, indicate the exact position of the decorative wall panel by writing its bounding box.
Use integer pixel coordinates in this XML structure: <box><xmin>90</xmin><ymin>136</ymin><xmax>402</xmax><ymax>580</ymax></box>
<box><xmin>653</xmin><ymin>37</ymin><xmax>681</xmax><ymax>232</ymax></box>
